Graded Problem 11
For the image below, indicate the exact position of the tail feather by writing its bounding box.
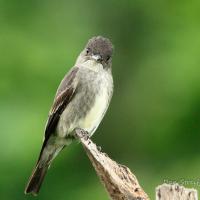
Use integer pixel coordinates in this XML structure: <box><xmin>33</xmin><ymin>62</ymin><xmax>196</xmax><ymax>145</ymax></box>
<box><xmin>24</xmin><ymin>162</ymin><xmax>49</xmax><ymax>195</ymax></box>
<box><xmin>25</xmin><ymin>142</ymin><xmax>64</xmax><ymax>195</ymax></box>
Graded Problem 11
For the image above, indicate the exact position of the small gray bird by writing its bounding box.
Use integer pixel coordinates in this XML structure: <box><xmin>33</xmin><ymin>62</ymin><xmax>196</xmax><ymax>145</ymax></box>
<box><xmin>25</xmin><ymin>36</ymin><xmax>114</xmax><ymax>195</ymax></box>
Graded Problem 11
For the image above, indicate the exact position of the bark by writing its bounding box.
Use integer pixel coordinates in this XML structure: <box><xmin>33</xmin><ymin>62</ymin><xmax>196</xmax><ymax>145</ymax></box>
<box><xmin>75</xmin><ymin>129</ymin><xmax>198</xmax><ymax>200</ymax></box>
<box><xmin>156</xmin><ymin>184</ymin><xmax>198</xmax><ymax>200</ymax></box>
<box><xmin>75</xmin><ymin>129</ymin><xmax>149</xmax><ymax>200</ymax></box>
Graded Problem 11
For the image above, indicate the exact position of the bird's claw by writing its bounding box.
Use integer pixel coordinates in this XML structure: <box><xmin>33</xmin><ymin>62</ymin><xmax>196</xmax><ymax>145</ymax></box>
<box><xmin>75</xmin><ymin>128</ymin><xmax>89</xmax><ymax>140</ymax></box>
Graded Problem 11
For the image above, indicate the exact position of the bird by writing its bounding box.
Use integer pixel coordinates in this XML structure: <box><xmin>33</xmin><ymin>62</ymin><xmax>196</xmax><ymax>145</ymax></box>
<box><xmin>24</xmin><ymin>36</ymin><xmax>114</xmax><ymax>195</ymax></box>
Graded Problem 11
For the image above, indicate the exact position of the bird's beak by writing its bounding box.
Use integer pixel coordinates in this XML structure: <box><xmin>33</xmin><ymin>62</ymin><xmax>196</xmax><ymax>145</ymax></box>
<box><xmin>91</xmin><ymin>54</ymin><xmax>102</xmax><ymax>62</ymax></box>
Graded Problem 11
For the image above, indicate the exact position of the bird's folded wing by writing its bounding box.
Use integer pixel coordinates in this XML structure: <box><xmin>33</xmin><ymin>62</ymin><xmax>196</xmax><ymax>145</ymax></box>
<box><xmin>42</xmin><ymin>67</ymin><xmax>79</xmax><ymax>149</ymax></box>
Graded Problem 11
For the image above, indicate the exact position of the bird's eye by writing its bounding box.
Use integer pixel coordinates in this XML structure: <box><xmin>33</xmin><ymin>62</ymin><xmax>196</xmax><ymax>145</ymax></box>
<box><xmin>106</xmin><ymin>55</ymin><xmax>110</xmax><ymax>61</ymax></box>
<box><xmin>86</xmin><ymin>48</ymin><xmax>90</xmax><ymax>54</ymax></box>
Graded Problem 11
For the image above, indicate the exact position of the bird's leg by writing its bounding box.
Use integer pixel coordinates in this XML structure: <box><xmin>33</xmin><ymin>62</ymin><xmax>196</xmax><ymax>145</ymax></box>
<box><xmin>75</xmin><ymin>128</ymin><xmax>90</xmax><ymax>140</ymax></box>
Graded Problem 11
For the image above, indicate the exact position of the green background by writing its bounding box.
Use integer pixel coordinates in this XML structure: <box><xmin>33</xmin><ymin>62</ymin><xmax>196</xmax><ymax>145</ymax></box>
<box><xmin>1</xmin><ymin>0</ymin><xmax>200</xmax><ymax>199</ymax></box>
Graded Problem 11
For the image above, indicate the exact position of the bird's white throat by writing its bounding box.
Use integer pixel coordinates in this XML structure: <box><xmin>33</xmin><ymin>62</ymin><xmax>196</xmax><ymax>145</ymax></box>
<box><xmin>81</xmin><ymin>60</ymin><xmax>103</xmax><ymax>72</ymax></box>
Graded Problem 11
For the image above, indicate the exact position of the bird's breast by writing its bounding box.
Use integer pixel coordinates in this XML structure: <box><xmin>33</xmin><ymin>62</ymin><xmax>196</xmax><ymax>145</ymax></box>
<box><xmin>78</xmin><ymin>82</ymin><xmax>110</xmax><ymax>135</ymax></box>
<box><xmin>57</xmin><ymin>65</ymin><xmax>113</xmax><ymax>138</ymax></box>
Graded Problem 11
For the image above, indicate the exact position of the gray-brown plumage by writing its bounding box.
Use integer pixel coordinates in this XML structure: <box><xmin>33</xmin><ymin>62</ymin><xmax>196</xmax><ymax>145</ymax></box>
<box><xmin>25</xmin><ymin>36</ymin><xmax>114</xmax><ymax>195</ymax></box>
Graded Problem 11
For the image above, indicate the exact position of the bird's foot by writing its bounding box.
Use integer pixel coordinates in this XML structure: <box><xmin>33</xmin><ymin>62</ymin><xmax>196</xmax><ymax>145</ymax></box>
<box><xmin>75</xmin><ymin>128</ymin><xmax>89</xmax><ymax>140</ymax></box>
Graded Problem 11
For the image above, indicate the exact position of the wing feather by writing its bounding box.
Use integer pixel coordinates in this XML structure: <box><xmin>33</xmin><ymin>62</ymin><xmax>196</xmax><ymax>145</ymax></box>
<box><xmin>39</xmin><ymin>67</ymin><xmax>79</xmax><ymax>156</ymax></box>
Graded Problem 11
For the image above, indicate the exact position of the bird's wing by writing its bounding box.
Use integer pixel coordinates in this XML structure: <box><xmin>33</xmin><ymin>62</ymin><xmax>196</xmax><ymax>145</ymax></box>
<box><xmin>25</xmin><ymin>67</ymin><xmax>79</xmax><ymax>194</ymax></box>
<box><xmin>42</xmin><ymin>67</ymin><xmax>79</xmax><ymax>150</ymax></box>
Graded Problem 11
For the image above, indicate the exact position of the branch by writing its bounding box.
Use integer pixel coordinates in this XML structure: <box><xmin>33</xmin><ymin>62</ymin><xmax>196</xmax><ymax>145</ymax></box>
<box><xmin>75</xmin><ymin>129</ymin><xmax>149</xmax><ymax>200</ymax></box>
<box><xmin>156</xmin><ymin>184</ymin><xmax>198</xmax><ymax>200</ymax></box>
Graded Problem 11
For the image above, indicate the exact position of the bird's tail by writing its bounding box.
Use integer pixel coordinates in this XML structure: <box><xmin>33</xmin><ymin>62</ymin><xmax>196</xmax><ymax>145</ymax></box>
<box><xmin>24</xmin><ymin>143</ymin><xmax>63</xmax><ymax>196</ymax></box>
<box><xmin>24</xmin><ymin>161</ymin><xmax>49</xmax><ymax>196</ymax></box>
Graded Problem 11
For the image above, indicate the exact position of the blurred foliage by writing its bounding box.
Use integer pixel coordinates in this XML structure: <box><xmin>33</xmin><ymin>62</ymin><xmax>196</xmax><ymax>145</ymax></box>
<box><xmin>1</xmin><ymin>0</ymin><xmax>200</xmax><ymax>199</ymax></box>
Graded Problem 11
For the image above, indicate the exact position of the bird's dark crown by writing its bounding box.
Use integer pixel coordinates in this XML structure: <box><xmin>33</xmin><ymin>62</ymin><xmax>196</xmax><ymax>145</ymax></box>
<box><xmin>86</xmin><ymin>36</ymin><xmax>113</xmax><ymax>62</ymax></box>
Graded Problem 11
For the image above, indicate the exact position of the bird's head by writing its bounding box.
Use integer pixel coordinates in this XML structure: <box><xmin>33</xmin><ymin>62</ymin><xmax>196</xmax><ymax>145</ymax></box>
<box><xmin>77</xmin><ymin>36</ymin><xmax>113</xmax><ymax>69</ymax></box>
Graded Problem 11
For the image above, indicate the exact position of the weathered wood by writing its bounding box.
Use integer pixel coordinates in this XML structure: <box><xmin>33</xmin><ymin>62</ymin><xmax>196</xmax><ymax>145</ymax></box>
<box><xmin>156</xmin><ymin>184</ymin><xmax>198</xmax><ymax>200</ymax></box>
<box><xmin>75</xmin><ymin>129</ymin><xmax>149</xmax><ymax>200</ymax></box>
<box><xmin>75</xmin><ymin>129</ymin><xmax>199</xmax><ymax>200</ymax></box>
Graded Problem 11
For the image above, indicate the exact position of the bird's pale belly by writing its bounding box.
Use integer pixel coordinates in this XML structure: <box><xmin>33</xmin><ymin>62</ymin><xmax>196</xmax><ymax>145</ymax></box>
<box><xmin>78</xmin><ymin>87</ymin><xmax>109</xmax><ymax>135</ymax></box>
